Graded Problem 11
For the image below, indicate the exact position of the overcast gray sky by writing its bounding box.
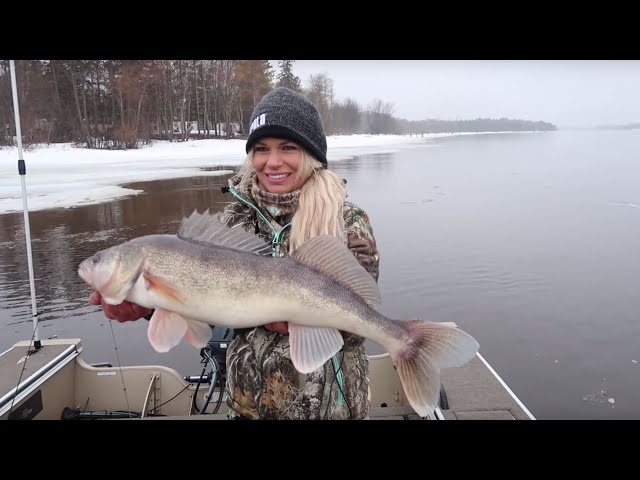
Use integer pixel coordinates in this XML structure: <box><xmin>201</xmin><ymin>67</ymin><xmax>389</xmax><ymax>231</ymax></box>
<box><xmin>273</xmin><ymin>61</ymin><xmax>640</xmax><ymax>129</ymax></box>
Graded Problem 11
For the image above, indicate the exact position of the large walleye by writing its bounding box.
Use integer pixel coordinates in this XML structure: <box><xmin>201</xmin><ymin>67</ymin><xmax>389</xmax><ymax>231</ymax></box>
<box><xmin>78</xmin><ymin>210</ymin><xmax>479</xmax><ymax>416</ymax></box>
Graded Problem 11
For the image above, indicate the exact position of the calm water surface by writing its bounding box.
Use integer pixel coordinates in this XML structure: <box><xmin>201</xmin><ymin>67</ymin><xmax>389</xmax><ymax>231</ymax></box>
<box><xmin>2</xmin><ymin>130</ymin><xmax>639</xmax><ymax>420</ymax></box>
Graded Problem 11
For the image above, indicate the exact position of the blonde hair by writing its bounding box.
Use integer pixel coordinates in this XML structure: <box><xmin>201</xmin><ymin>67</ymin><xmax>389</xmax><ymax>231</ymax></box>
<box><xmin>237</xmin><ymin>148</ymin><xmax>347</xmax><ymax>253</ymax></box>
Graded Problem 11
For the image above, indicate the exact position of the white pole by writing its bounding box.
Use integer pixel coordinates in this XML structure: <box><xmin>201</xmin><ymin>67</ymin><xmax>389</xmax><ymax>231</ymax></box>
<box><xmin>9</xmin><ymin>60</ymin><xmax>41</xmax><ymax>351</ymax></box>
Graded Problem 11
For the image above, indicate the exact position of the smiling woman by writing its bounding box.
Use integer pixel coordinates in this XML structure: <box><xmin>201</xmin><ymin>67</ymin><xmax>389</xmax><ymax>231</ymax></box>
<box><xmin>251</xmin><ymin>138</ymin><xmax>306</xmax><ymax>194</ymax></box>
<box><xmin>214</xmin><ymin>88</ymin><xmax>383</xmax><ymax>419</ymax></box>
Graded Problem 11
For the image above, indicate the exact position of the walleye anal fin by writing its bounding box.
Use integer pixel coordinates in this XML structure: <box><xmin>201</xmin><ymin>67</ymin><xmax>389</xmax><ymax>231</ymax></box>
<box><xmin>148</xmin><ymin>308</ymin><xmax>189</xmax><ymax>353</ymax></box>
<box><xmin>291</xmin><ymin>235</ymin><xmax>381</xmax><ymax>307</ymax></box>
<box><xmin>393</xmin><ymin>321</ymin><xmax>479</xmax><ymax>417</ymax></box>
<box><xmin>178</xmin><ymin>209</ymin><xmax>272</xmax><ymax>256</ymax></box>
<box><xmin>143</xmin><ymin>269</ymin><xmax>183</xmax><ymax>304</ymax></box>
<box><xmin>183</xmin><ymin>319</ymin><xmax>213</xmax><ymax>349</ymax></box>
<box><xmin>288</xmin><ymin>324</ymin><xmax>344</xmax><ymax>374</ymax></box>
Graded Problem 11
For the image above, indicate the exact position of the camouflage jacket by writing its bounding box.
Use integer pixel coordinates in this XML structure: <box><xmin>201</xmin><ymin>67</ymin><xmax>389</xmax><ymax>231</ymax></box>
<box><xmin>218</xmin><ymin>173</ymin><xmax>380</xmax><ymax>419</ymax></box>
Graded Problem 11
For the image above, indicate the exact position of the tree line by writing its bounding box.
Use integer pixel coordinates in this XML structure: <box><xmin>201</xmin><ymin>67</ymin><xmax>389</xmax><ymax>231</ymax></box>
<box><xmin>0</xmin><ymin>60</ymin><xmax>556</xmax><ymax>150</ymax></box>
<box><xmin>397</xmin><ymin>117</ymin><xmax>556</xmax><ymax>134</ymax></box>
<box><xmin>595</xmin><ymin>122</ymin><xmax>640</xmax><ymax>130</ymax></box>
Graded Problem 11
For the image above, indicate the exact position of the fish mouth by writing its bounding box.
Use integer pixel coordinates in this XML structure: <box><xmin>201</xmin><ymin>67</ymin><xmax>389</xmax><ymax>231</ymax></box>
<box><xmin>78</xmin><ymin>260</ymin><xmax>95</xmax><ymax>288</ymax></box>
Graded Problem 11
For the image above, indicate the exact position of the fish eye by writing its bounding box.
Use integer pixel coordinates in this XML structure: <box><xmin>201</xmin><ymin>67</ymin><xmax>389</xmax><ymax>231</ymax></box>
<box><xmin>91</xmin><ymin>252</ymin><xmax>102</xmax><ymax>264</ymax></box>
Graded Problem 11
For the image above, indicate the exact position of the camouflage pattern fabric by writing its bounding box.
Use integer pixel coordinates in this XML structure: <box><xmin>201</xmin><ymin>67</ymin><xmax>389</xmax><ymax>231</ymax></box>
<box><xmin>218</xmin><ymin>173</ymin><xmax>380</xmax><ymax>419</ymax></box>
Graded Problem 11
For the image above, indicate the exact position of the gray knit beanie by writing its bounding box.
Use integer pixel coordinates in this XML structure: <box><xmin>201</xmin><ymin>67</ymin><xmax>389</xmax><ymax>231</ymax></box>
<box><xmin>245</xmin><ymin>87</ymin><xmax>328</xmax><ymax>167</ymax></box>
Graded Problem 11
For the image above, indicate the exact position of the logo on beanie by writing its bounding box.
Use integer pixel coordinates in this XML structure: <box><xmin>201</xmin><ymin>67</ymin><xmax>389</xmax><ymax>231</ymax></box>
<box><xmin>249</xmin><ymin>113</ymin><xmax>266</xmax><ymax>134</ymax></box>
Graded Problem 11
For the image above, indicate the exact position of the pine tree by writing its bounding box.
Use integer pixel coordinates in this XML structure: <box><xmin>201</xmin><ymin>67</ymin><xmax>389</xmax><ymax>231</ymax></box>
<box><xmin>276</xmin><ymin>60</ymin><xmax>302</xmax><ymax>92</ymax></box>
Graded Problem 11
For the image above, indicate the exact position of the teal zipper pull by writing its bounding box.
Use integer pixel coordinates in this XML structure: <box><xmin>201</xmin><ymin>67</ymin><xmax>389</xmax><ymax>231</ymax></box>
<box><xmin>331</xmin><ymin>356</ymin><xmax>345</xmax><ymax>407</ymax></box>
<box><xmin>271</xmin><ymin>223</ymin><xmax>291</xmax><ymax>257</ymax></box>
<box><xmin>271</xmin><ymin>231</ymin><xmax>280</xmax><ymax>257</ymax></box>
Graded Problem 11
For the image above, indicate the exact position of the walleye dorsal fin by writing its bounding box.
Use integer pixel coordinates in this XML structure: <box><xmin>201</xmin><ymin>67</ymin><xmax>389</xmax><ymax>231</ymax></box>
<box><xmin>178</xmin><ymin>209</ymin><xmax>272</xmax><ymax>256</ymax></box>
<box><xmin>291</xmin><ymin>235</ymin><xmax>381</xmax><ymax>307</ymax></box>
<box><xmin>288</xmin><ymin>324</ymin><xmax>344</xmax><ymax>374</ymax></box>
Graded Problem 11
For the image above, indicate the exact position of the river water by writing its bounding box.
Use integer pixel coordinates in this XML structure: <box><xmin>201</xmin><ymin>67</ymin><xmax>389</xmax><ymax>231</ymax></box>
<box><xmin>2</xmin><ymin>130</ymin><xmax>639</xmax><ymax>419</ymax></box>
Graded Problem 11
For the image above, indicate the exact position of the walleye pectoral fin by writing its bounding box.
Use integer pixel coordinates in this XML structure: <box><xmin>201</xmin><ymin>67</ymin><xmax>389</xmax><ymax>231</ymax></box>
<box><xmin>143</xmin><ymin>269</ymin><xmax>183</xmax><ymax>304</ymax></box>
<box><xmin>147</xmin><ymin>308</ymin><xmax>189</xmax><ymax>353</ymax></box>
<box><xmin>288</xmin><ymin>324</ymin><xmax>344</xmax><ymax>374</ymax></box>
<box><xmin>183</xmin><ymin>319</ymin><xmax>212</xmax><ymax>349</ymax></box>
<box><xmin>178</xmin><ymin>210</ymin><xmax>272</xmax><ymax>256</ymax></box>
<box><xmin>291</xmin><ymin>235</ymin><xmax>381</xmax><ymax>307</ymax></box>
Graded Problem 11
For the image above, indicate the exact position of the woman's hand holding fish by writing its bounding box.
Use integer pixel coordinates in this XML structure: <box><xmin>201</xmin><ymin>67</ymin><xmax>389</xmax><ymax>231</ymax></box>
<box><xmin>264</xmin><ymin>321</ymin><xmax>289</xmax><ymax>334</ymax></box>
<box><xmin>89</xmin><ymin>291</ymin><xmax>152</xmax><ymax>323</ymax></box>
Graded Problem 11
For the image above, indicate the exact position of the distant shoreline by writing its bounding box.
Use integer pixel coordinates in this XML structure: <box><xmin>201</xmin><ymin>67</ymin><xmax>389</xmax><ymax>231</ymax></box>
<box><xmin>0</xmin><ymin>131</ymin><xmax>545</xmax><ymax>216</ymax></box>
<box><xmin>0</xmin><ymin>130</ymin><xmax>552</xmax><ymax>154</ymax></box>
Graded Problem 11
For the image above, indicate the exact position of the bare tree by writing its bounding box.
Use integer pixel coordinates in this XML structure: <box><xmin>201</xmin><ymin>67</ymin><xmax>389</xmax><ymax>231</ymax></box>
<box><xmin>305</xmin><ymin>72</ymin><xmax>334</xmax><ymax>134</ymax></box>
<box><xmin>332</xmin><ymin>97</ymin><xmax>361</xmax><ymax>134</ymax></box>
<box><xmin>111</xmin><ymin>61</ymin><xmax>155</xmax><ymax>148</ymax></box>
<box><xmin>367</xmin><ymin>98</ymin><xmax>396</xmax><ymax>134</ymax></box>
<box><xmin>236</xmin><ymin>60</ymin><xmax>274</xmax><ymax>134</ymax></box>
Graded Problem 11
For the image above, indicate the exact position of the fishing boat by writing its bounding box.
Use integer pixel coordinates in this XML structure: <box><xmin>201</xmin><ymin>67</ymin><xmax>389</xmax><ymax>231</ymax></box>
<box><xmin>0</xmin><ymin>332</ymin><xmax>535</xmax><ymax>420</ymax></box>
<box><xmin>0</xmin><ymin>61</ymin><xmax>535</xmax><ymax>421</ymax></box>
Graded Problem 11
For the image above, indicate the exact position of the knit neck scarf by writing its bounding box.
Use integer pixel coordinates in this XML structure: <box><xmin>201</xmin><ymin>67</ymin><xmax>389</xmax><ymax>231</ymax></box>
<box><xmin>249</xmin><ymin>174</ymin><xmax>301</xmax><ymax>226</ymax></box>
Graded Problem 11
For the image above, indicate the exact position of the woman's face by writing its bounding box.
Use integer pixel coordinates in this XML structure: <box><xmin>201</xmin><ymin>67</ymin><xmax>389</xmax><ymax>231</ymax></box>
<box><xmin>252</xmin><ymin>137</ymin><xmax>305</xmax><ymax>194</ymax></box>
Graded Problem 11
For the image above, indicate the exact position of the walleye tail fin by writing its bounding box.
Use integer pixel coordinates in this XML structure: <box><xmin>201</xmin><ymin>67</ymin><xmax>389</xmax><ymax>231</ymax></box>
<box><xmin>393</xmin><ymin>321</ymin><xmax>479</xmax><ymax>417</ymax></box>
